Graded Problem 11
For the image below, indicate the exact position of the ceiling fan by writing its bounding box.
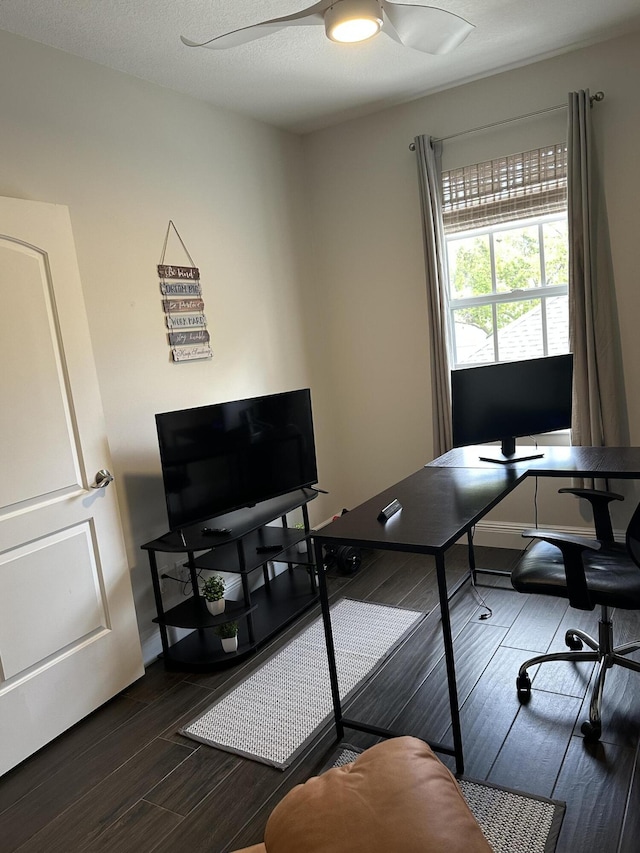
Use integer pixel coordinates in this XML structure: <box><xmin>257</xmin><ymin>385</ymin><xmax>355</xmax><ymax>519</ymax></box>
<box><xmin>181</xmin><ymin>0</ymin><xmax>474</xmax><ymax>55</ymax></box>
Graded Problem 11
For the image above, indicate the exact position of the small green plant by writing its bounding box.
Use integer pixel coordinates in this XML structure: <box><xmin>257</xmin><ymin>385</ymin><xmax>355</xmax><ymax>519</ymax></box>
<box><xmin>215</xmin><ymin>620</ymin><xmax>238</xmax><ymax>639</ymax></box>
<box><xmin>294</xmin><ymin>521</ymin><xmax>308</xmax><ymax>553</ymax></box>
<box><xmin>201</xmin><ymin>573</ymin><xmax>225</xmax><ymax>602</ymax></box>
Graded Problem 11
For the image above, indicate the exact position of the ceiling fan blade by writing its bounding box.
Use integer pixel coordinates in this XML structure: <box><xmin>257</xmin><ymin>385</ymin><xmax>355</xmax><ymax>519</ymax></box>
<box><xmin>181</xmin><ymin>2</ymin><xmax>327</xmax><ymax>50</ymax></box>
<box><xmin>381</xmin><ymin>2</ymin><xmax>474</xmax><ymax>54</ymax></box>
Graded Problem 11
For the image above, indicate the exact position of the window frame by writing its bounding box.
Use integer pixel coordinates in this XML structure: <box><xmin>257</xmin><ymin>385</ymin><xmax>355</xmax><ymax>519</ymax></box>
<box><xmin>446</xmin><ymin>211</ymin><xmax>569</xmax><ymax>369</ymax></box>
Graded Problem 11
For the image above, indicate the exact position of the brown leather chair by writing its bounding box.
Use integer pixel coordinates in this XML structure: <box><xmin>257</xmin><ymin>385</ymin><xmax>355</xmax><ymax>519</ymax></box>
<box><xmin>232</xmin><ymin>736</ymin><xmax>491</xmax><ymax>853</ymax></box>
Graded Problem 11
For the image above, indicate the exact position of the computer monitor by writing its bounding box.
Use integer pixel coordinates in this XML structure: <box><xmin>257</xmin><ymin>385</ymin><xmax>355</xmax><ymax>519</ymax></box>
<box><xmin>451</xmin><ymin>354</ymin><xmax>573</xmax><ymax>463</ymax></box>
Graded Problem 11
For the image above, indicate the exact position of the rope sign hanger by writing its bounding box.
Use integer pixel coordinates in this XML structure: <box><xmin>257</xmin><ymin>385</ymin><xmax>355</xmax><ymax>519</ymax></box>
<box><xmin>157</xmin><ymin>221</ymin><xmax>212</xmax><ymax>363</ymax></box>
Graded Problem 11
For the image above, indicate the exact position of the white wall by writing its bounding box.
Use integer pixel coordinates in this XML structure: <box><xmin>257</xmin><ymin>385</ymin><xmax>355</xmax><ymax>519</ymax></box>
<box><xmin>302</xmin><ymin>31</ymin><xmax>640</xmax><ymax>541</ymax></box>
<box><xmin>0</xmin><ymin>29</ymin><xmax>316</xmax><ymax>660</ymax></box>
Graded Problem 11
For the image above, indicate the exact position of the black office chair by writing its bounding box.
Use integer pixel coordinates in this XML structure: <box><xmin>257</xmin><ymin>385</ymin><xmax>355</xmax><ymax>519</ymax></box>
<box><xmin>511</xmin><ymin>487</ymin><xmax>640</xmax><ymax>741</ymax></box>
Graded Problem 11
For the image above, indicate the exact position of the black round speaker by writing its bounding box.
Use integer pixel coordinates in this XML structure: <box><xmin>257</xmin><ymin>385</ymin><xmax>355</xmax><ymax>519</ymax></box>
<box><xmin>335</xmin><ymin>546</ymin><xmax>362</xmax><ymax>575</ymax></box>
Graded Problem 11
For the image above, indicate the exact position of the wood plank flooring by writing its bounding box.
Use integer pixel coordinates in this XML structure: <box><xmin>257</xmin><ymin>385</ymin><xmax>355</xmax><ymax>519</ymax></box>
<box><xmin>1</xmin><ymin>545</ymin><xmax>639</xmax><ymax>852</ymax></box>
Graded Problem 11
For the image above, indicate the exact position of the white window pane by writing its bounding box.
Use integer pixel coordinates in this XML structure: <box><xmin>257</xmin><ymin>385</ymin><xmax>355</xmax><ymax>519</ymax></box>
<box><xmin>494</xmin><ymin>225</ymin><xmax>541</xmax><ymax>292</ymax></box>
<box><xmin>496</xmin><ymin>300</ymin><xmax>543</xmax><ymax>360</ymax></box>
<box><xmin>447</xmin><ymin>235</ymin><xmax>492</xmax><ymax>299</ymax></box>
<box><xmin>546</xmin><ymin>295</ymin><xmax>569</xmax><ymax>354</ymax></box>
<box><xmin>542</xmin><ymin>221</ymin><xmax>568</xmax><ymax>285</ymax></box>
<box><xmin>452</xmin><ymin>313</ymin><xmax>493</xmax><ymax>365</ymax></box>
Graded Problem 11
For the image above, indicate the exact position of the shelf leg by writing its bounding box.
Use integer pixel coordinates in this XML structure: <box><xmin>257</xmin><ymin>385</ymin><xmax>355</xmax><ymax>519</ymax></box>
<box><xmin>241</xmin><ymin>572</ymin><xmax>255</xmax><ymax>646</ymax></box>
<box><xmin>303</xmin><ymin>504</ymin><xmax>316</xmax><ymax>593</ymax></box>
<box><xmin>187</xmin><ymin>551</ymin><xmax>199</xmax><ymax>594</ymax></box>
<box><xmin>148</xmin><ymin>551</ymin><xmax>171</xmax><ymax>661</ymax></box>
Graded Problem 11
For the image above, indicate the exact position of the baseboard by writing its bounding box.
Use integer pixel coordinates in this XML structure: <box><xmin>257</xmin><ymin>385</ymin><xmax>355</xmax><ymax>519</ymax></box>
<box><xmin>468</xmin><ymin>519</ymin><xmax>624</xmax><ymax>550</ymax></box>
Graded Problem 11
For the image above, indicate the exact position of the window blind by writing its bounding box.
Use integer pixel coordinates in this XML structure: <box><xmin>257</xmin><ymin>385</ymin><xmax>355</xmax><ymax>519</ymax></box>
<box><xmin>441</xmin><ymin>144</ymin><xmax>567</xmax><ymax>233</ymax></box>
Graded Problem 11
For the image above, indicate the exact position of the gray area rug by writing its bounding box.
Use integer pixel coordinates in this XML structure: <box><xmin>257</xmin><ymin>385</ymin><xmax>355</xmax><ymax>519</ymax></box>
<box><xmin>181</xmin><ymin>599</ymin><xmax>424</xmax><ymax>769</ymax></box>
<box><xmin>333</xmin><ymin>746</ymin><xmax>565</xmax><ymax>853</ymax></box>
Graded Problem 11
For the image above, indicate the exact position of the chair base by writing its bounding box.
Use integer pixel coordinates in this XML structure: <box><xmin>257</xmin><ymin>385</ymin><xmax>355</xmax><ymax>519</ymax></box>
<box><xmin>516</xmin><ymin>605</ymin><xmax>640</xmax><ymax>741</ymax></box>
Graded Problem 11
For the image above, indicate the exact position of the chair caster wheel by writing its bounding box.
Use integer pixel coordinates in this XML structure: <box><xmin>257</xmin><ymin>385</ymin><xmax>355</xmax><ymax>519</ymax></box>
<box><xmin>565</xmin><ymin>631</ymin><xmax>583</xmax><ymax>650</ymax></box>
<box><xmin>516</xmin><ymin>673</ymin><xmax>531</xmax><ymax>701</ymax></box>
<box><xmin>581</xmin><ymin>719</ymin><xmax>601</xmax><ymax>742</ymax></box>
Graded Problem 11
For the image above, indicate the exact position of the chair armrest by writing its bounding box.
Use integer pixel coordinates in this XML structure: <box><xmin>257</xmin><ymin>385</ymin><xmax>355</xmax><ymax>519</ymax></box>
<box><xmin>521</xmin><ymin>529</ymin><xmax>601</xmax><ymax>552</ymax></box>
<box><xmin>558</xmin><ymin>487</ymin><xmax>624</xmax><ymax>501</ymax></box>
<box><xmin>558</xmin><ymin>487</ymin><xmax>624</xmax><ymax>543</ymax></box>
<box><xmin>521</xmin><ymin>529</ymin><xmax>600</xmax><ymax>610</ymax></box>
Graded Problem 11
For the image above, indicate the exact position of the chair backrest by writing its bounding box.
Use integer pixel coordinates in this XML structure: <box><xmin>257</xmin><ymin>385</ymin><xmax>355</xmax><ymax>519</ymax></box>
<box><xmin>626</xmin><ymin>501</ymin><xmax>640</xmax><ymax>568</ymax></box>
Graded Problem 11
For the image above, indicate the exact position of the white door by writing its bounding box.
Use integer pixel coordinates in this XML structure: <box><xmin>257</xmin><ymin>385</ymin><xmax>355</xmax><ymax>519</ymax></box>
<box><xmin>0</xmin><ymin>196</ymin><xmax>144</xmax><ymax>775</ymax></box>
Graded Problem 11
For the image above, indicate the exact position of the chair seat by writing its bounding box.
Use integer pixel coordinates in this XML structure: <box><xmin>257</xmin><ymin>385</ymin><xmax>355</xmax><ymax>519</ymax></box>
<box><xmin>512</xmin><ymin>540</ymin><xmax>640</xmax><ymax>610</ymax></box>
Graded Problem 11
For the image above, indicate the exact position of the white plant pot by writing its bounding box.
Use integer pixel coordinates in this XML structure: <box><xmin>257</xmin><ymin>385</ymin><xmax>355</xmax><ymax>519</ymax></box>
<box><xmin>221</xmin><ymin>635</ymin><xmax>238</xmax><ymax>653</ymax></box>
<box><xmin>206</xmin><ymin>598</ymin><xmax>225</xmax><ymax>616</ymax></box>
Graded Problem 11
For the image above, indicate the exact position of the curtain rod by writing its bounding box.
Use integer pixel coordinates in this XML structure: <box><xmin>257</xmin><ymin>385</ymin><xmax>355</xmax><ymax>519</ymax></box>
<box><xmin>408</xmin><ymin>91</ymin><xmax>605</xmax><ymax>151</ymax></box>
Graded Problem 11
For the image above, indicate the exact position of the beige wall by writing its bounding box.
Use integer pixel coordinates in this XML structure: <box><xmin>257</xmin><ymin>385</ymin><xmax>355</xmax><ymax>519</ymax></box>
<box><xmin>0</xmin><ymin>30</ymin><xmax>315</xmax><ymax>658</ymax></box>
<box><xmin>302</xmin><ymin>30</ymin><xmax>640</xmax><ymax>541</ymax></box>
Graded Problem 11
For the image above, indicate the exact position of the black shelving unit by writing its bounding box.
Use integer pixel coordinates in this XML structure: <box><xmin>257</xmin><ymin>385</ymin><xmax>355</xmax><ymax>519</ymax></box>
<box><xmin>141</xmin><ymin>488</ymin><xmax>318</xmax><ymax>671</ymax></box>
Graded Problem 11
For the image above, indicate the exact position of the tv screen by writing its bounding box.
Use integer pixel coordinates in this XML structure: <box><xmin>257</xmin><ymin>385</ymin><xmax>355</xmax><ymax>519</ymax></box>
<box><xmin>451</xmin><ymin>354</ymin><xmax>573</xmax><ymax>462</ymax></box>
<box><xmin>156</xmin><ymin>389</ymin><xmax>318</xmax><ymax>530</ymax></box>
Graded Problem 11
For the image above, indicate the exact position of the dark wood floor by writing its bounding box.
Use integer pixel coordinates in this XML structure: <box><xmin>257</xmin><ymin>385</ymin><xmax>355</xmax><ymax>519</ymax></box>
<box><xmin>2</xmin><ymin>545</ymin><xmax>639</xmax><ymax>852</ymax></box>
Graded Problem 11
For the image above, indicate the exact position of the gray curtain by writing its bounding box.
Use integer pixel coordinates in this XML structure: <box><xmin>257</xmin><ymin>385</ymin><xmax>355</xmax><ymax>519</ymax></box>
<box><xmin>414</xmin><ymin>134</ymin><xmax>453</xmax><ymax>456</ymax></box>
<box><xmin>568</xmin><ymin>90</ymin><xmax>628</xmax><ymax>447</ymax></box>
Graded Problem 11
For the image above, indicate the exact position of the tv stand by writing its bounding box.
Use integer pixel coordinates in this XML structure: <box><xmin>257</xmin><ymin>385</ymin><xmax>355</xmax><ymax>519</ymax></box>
<box><xmin>141</xmin><ymin>489</ymin><xmax>319</xmax><ymax>671</ymax></box>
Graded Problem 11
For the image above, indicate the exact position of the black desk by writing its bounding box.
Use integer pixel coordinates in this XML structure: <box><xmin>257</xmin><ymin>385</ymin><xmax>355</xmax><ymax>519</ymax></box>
<box><xmin>429</xmin><ymin>445</ymin><xmax>640</xmax><ymax>479</ymax></box>
<box><xmin>313</xmin><ymin>446</ymin><xmax>640</xmax><ymax>774</ymax></box>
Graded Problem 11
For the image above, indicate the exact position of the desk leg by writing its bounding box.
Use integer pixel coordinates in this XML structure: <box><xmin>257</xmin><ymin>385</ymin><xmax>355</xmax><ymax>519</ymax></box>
<box><xmin>435</xmin><ymin>552</ymin><xmax>464</xmax><ymax>775</ymax></box>
<box><xmin>467</xmin><ymin>530</ymin><xmax>477</xmax><ymax>585</ymax></box>
<box><xmin>315</xmin><ymin>541</ymin><xmax>344</xmax><ymax>741</ymax></box>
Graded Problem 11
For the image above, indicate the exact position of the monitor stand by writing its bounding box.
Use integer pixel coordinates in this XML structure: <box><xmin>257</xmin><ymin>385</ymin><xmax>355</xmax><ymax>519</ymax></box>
<box><xmin>478</xmin><ymin>437</ymin><xmax>544</xmax><ymax>465</ymax></box>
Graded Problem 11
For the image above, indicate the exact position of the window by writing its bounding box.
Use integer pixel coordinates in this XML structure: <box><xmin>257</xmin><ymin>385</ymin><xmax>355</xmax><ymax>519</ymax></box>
<box><xmin>442</xmin><ymin>145</ymin><xmax>569</xmax><ymax>368</ymax></box>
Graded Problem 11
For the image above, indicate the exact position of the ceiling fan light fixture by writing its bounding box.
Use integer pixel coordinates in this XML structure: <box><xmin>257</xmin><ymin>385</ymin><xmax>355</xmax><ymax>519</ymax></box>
<box><xmin>324</xmin><ymin>0</ymin><xmax>383</xmax><ymax>44</ymax></box>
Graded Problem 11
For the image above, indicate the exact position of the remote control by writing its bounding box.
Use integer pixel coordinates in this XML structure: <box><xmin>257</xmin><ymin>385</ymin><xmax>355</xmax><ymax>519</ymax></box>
<box><xmin>201</xmin><ymin>527</ymin><xmax>232</xmax><ymax>536</ymax></box>
<box><xmin>377</xmin><ymin>499</ymin><xmax>402</xmax><ymax>522</ymax></box>
<box><xmin>256</xmin><ymin>544</ymin><xmax>283</xmax><ymax>553</ymax></box>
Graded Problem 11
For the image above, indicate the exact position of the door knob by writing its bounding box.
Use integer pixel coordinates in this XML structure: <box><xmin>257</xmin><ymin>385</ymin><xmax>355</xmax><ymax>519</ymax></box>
<box><xmin>91</xmin><ymin>469</ymin><xmax>114</xmax><ymax>489</ymax></box>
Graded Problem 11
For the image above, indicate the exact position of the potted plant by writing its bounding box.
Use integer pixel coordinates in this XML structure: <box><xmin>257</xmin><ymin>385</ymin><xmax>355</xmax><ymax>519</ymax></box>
<box><xmin>215</xmin><ymin>620</ymin><xmax>239</xmax><ymax>653</ymax></box>
<box><xmin>295</xmin><ymin>522</ymin><xmax>308</xmax><ymax>554</ymax></box>
<box><xmin>201</xmin><ymin>573</ymin><xmax>225</xmax><ymax>616</ymax></box>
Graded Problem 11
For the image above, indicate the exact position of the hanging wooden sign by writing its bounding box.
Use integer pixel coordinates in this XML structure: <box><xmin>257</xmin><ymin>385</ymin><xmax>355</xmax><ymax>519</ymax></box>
<box><xmin>165</xmin><ymin>313</ymin><xmax>207</xmax><ymax>329</ymax></box>
<box><xmin>157</xmin><ymin>264</ymin><xmax>200</xmax><ymax>280</ymax></box>
<box><xmin>162</xmin><ymin>298</ymin><xmax>205</xmax><ymax>313</ymax></box>
<box><xmin>157</xmin><ymin>221</ymin><xmax>213</xmax><ymax>362</ymax></box>
<box><xmin>160</xmin><ymin>281</ymin><xmax>202</xmax><ymax>296</ymax></box>
<box><xmin>171</xmin><ymin>345</ymin><xmax>213</xmax><ymax>363</ymax></box>
<box><xmin>168</xmin><ymin>330</ymin><xmax>210</xmax><ymax>346</ymax></box>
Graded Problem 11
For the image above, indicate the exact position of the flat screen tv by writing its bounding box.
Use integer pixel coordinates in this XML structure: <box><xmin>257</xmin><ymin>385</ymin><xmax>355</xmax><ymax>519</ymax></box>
<box><xmin>156</xmin><ymin>389</ymin><xmax>318</xmax><ymax>530</ymax></box>
<box><xmin>451</xmin><ymin>354</ymin><xmax>573</xmax><ymax>463</ymax></box>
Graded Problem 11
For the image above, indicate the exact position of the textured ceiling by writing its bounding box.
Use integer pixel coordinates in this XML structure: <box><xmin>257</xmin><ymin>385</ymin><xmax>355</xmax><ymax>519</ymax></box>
<box><xmin>2</xmin><ymin>1</ymin><xmax>640</xmax><ymax>133</ymax></box>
